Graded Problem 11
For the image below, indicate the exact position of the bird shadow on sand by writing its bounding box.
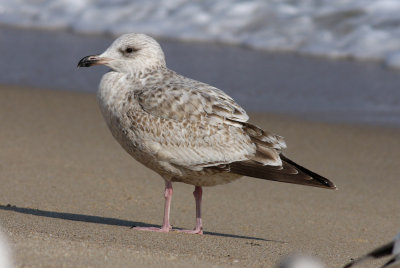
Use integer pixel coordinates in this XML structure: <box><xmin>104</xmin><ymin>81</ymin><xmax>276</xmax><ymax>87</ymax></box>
<box><xmin>0</xmin><ymin>204</ymin><xmax>284</xmax><ymax>242</ymax></box>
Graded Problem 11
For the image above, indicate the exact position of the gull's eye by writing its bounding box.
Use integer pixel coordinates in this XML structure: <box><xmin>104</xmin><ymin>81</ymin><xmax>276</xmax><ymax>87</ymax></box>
<box><xmin>120</xmin><ymin>47</ymin><xmax>138</xmax><ymax>56</ymax></box>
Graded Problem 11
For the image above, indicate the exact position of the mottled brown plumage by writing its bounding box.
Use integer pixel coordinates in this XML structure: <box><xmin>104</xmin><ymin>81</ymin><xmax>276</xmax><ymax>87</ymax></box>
<box><xmin>78</xmin><ymin>33</ymin><xmax>336</xmax><ymax>234</ymax></box>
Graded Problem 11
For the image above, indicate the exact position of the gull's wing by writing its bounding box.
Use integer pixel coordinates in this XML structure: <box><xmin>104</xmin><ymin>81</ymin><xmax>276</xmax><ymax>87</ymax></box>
<box><xmin>127</xmin><ymin>72</ymin><xmax>284</xmax><ymax>169</ymax></box>
<box><xmin>136</xmin><ymin>72</ymin><xmax>249</xmax><ymax>124</ymax></box>
<box><xmin>124</xmin><ymin>97</ymin><xmax>258</xmax><ymax>169</ymax></box>
<box><xmin>227</xmin><ymin>154</ymin><xmax>335</xmax><ymax>189</ymax></box>
<box><xmin>130</xmin><ymin>71</ymin><xmax>334</xmax><ymax>188</ymax></box>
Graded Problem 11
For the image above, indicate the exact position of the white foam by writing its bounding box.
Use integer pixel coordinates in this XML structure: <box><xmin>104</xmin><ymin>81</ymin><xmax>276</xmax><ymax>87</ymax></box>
<box><xmin>1</xmin><ymin>0</ymin><xmax>400</xmax><ymax>68</ymax></box>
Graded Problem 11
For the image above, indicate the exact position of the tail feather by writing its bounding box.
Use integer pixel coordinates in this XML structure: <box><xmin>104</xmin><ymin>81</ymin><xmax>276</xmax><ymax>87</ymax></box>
<box><xmin>229</xmin><ymin>154</ymin><xmax>336</xmax><ymax>189</ymax></box>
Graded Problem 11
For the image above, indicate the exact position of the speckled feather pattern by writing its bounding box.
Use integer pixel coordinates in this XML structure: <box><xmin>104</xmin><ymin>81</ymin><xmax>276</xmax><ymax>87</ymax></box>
<box><xmin>98</xmin><ymin>67</ymin><xmax>285</xmax><ymax>186</ymax></box>
<box><xmin>91</xmin><ymin>33</ymin><xmax>335</xmax><ymax>189</ymax></box>
<box><xmin>98</xmin><ymin>66</ymin><xmax>286</xmax><ymax>186</ymax></box>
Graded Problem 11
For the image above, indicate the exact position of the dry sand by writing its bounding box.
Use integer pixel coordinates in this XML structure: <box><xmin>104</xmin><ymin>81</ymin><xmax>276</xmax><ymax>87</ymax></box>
<box><xmin>0</xmin><ymin>85</ymin><xmax>399</xmax><ymax>267</ymax></box>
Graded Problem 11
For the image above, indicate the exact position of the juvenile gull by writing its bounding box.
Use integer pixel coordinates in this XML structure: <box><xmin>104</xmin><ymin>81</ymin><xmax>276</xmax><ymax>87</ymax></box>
<box><xmin>78</xmin><ymin>33</ymin><xmax>336</xmax><ymax>234</ymax></box>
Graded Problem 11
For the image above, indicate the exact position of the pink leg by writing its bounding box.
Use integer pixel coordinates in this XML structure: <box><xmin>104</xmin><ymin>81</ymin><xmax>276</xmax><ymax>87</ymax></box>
<box><xmin>176</xmin><ymin>186</ymin><xmax>203</xmax><ymax>234</ymax></box>
<box><xmin>134</xmin><ymin>181</ymin><xmax>173</xmax><ymax>233</ymax></box>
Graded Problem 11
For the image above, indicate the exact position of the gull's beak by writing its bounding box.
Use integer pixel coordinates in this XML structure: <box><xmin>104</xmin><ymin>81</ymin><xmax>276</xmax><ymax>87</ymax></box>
<box><xmin>77</xmin><ymin>55</ymin><xmax>110</xmax><ymax>67</ymax></box>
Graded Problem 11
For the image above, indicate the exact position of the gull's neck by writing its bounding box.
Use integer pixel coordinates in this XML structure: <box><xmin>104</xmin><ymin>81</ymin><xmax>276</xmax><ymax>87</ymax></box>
<box><xmin>129</xmin><ymin>65</ymin><xmax>167</xmax><ymax>80</ymax></box>
<box><xmin>126</xmin><ymin>52</ymin><xmax>166</xmax><ymax>78</ymax></box>
<box><xmin>98</xmin><ymin>65</ymin><xmax>169</xmax><ymax>113</ymax></box>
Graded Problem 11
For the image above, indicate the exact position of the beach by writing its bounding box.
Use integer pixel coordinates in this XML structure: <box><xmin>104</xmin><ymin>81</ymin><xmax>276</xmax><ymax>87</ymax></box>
<box><xmin>1</xmin><ymin>85</ymin><xmax>399</xmax><ymax>267</ymax></box>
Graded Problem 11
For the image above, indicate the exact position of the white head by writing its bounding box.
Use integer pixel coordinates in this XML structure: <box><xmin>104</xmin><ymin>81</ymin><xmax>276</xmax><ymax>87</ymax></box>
<box><xmin>78</xmin><ymin>33</ymin><xmax>166</xmax><ymax>74</ymax></box>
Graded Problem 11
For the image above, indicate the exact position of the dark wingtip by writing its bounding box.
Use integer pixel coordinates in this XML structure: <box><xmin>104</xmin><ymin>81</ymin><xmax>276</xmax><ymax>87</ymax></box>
<box><xmin>326</xmin><ymin>180</ymin><xmax>337</xmax><ymax>190</ymax></box>
<box><xmin>279</xmin><ymin>154</ymin><xmax>337</xmax><ymax>190</ymax></box>
<box><xmin>316</xmin><ymin>175</ymin><xmax>336</xmax><ymax>190</ymax></box>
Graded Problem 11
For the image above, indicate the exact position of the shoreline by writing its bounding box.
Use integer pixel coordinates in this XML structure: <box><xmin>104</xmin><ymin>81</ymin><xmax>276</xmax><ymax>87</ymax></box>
<box><xmin>1</xmin><ymin>26</ymin><xmax>400</xmax><ymax>127</ymax></box>
<box><xmin>2</xmin><ymin>23</ymin><xmax>391</xmax><ymax>67</ymax></box>
<box><xmin>1</xmin><ymin>85</ymin><xmax>399</xmax><ymax>267</ymax></box>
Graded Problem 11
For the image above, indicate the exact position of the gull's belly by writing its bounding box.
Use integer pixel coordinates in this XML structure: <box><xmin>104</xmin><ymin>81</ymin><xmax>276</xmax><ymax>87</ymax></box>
<box><xmin>98</xmin><ymin>99</ymin><xmax>157</xmax><ymax>169</ymax></box>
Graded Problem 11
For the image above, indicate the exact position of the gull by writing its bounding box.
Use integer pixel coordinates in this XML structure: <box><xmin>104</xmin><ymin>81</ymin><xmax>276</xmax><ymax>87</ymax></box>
<box><xmin>78</xmin><ymin>33</ymin><xmax>336</xmax><ymax>234</ymax></box>
<box><xmin>343</xmin><ymin>233</ymin><xmax>400</xmax><ymax>268</ymax></box>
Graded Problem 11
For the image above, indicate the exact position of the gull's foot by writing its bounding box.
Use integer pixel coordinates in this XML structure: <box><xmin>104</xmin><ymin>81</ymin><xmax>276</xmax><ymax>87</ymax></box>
<box><xmin>133</xmin><ymin>226</ymin><xmax>171</xmax><ymax>233</ymax></box>
<box><xmin>174</xmin><ymin>228</ymin><xmax>203</xmax><ymax>235</ymax></box>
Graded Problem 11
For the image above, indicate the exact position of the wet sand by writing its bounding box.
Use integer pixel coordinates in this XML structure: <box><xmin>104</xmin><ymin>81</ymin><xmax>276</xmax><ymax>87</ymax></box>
<box><xmin>0</xmin><ymin>86</ymin><xmax>399</xmax><ymax>267</ymax></box>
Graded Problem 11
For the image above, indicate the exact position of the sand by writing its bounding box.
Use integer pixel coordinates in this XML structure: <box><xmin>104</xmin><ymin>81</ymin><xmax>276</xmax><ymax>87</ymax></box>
<box><xmin>0</xmin><ymin>85</ymin><xmax>399</xmax><ymax>267</ymax></box>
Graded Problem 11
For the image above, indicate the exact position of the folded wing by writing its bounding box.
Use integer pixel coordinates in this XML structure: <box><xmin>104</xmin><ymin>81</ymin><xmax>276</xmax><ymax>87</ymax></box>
<box><xmin>132</xmin><ymin>72</ymin><xmax>334</xmax><ymax>189</ymax></box>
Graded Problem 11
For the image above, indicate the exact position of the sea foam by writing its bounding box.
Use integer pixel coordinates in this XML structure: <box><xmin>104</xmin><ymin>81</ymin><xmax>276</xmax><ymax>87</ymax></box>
<box><xmin>1</xmin><ymin>0</ymin><xmax>400</xmax><ymax>68</ymax></box>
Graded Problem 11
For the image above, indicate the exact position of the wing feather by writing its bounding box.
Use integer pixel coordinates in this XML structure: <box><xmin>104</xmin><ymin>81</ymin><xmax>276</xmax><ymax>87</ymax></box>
<box><xmin>130</xmin><ymin>70</ymin><xmax>286</xmax><ymax>170</ymax></box>
<box><xmin>137</xmin><ymin>72</ymin><xmax>249</xmax><ymax>124</ymax></box>
<box><xmin>227</xmin><ymin>154</ymin><xmax>336</xmax><ymax>189</ymax></box>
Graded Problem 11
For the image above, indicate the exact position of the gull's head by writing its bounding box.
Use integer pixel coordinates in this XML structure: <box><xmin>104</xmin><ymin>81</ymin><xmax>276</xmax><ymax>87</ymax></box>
<box><xmin>77</xmin><ymin>33</ymin><xmax>166</xmax><ymax>74</ymax></box>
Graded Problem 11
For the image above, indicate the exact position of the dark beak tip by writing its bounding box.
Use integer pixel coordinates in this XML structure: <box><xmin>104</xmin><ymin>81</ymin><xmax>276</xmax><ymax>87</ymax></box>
<box><xmin>77</xmin><ymin>55</ymin><xmax>98</xmax><ymax>68</ymax></box>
